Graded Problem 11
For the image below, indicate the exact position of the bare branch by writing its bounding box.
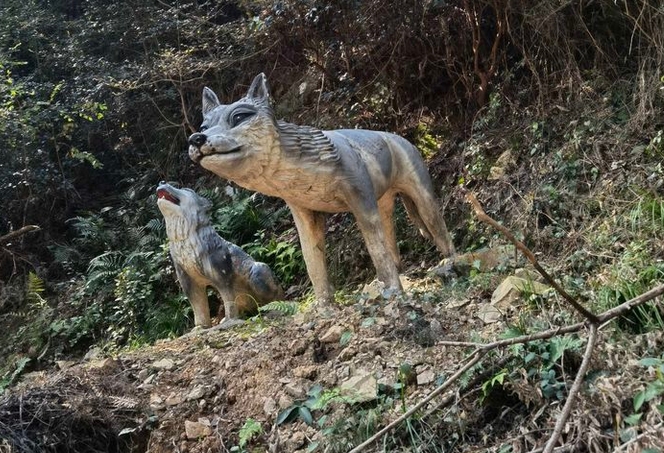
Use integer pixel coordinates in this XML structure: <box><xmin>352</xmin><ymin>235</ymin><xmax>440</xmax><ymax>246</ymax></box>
<box><xmin>348</xmin><ymin>350</ymin><xmax>487</xmax><ymax>453</ymax></box>
<box><xmin>542</xmin><ymin>323</ymin><xmax>598</xmax><ymax>453</ymax></box>
<box><xmin>0</xmin><ymin>225</ymin><xmax>41</xmax><ymax>246</ymax></box>
<box><xmin>464</xmin><ymin>191</ymin><xmax>599</xmax><ymax>323</ymax></box>
<box><xmin>597</xmin><ymin>283</ymin><xmax>664</xmax><ymax>324</ymax></box>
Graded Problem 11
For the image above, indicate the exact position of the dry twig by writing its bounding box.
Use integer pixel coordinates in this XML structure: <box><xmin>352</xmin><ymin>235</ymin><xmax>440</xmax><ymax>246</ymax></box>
<box><xmin>464</xmin><ymin>191</ymin><xmax>599</xmax><ymax>323</ymax></box>
<box><xmin>347</xmin><ymin>191</ymin><xmax>664</xmax><ymax>452</ymax></box>
<box><xmin>347</xmin><ymin>350</ymin><xmax>487</xmax><ymax>453</ymax></box>
<box><xmin>0</xmin><ymin>225</ymin><xmax>41</xmax><ymax>246</ymax></box>
<box><xmin>542</xmin><ymin>323</ymin><xmax>598</xmax><ymax>453</ymax></box>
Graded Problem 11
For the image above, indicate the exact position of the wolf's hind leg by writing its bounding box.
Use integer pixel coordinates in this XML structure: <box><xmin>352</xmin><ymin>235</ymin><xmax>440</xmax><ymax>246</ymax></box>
<box><xmin>348</xmin><ymin>195</ymin><xmax>403</xmax><ymax>292</ymax></box>
<box><xmin>249</xmin><ymin>262</ymin><xmax>285</xmax><ymax>302</ymax></box>
<box><xmin>377</xmin><ymin>193</ymin><xmax>400</xmax><ymax>268</ymax></box>
<box><xmin>401</xmin><ymin>191</ymin><xmax>455</xmax><ymax>257</ymax></box>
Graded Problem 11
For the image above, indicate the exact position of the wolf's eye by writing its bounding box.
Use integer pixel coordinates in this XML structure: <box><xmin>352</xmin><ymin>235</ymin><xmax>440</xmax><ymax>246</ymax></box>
<box><xmin>230</xmin><ymin>111</ymin><xmax>255</xmax><ymax>127</ymax></box>
<box><xmin>199</xmin><ymin>125</ymin><xmax>208</xmax><ymax>132</ymax></box>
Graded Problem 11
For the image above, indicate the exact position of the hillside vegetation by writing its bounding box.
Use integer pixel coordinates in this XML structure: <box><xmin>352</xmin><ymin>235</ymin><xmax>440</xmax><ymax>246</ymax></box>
<box><xmin>1</xmin><ymin>1</ymin><xmax>663</xmax><ymax>452</ymax></box>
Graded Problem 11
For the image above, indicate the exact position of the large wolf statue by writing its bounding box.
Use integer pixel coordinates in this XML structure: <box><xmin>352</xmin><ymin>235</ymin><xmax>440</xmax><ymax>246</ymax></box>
<box><xmin>156</xmin><ymin>183</ymin><xmax>284</xmax><ymax>329</ymax></box>
<box><xmin>188</xmin><ymin>73</ymin><xmax>455</xmax><ymax>304</ymax></box>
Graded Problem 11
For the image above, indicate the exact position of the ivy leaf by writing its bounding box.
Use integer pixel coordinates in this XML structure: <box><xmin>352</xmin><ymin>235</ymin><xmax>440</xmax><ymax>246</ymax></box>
<box><xmin>624</xmin><ymin>412</ymin><xmax>642</xmax><ymax>426</ymax></box>
<box><xmin>638</xmin><ymin>357</ymin><xmax>661</xmax><ymax>367</ymax></box>
<box><xmin>633</xmin><ymin>391</ymin><xmax>646</xmax><ymax>412</ymax></box>
<box><xmin>299</xmin><ymin>406</ymin><xmax>313</xmax><ymax>426</ymax></box>
<box><xmin>276</xmin><ymin>406</ymin><xmax>299</xmax><ymax>425</ymax></box>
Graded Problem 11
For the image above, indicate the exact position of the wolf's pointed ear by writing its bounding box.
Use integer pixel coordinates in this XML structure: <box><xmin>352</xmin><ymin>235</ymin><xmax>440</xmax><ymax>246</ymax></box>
<box><xmin>202</xmin><ymin>87</ymin><xmax>221</xmax><ymax>115</ymax></box>
<box><xmin>246</xmin><ymin>73</ymin><xmax>270</xmax><ymax>104</ymax></box>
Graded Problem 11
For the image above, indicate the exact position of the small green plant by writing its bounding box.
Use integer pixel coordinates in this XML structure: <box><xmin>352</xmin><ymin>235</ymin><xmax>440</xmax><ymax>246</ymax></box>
<box><xmin>632</xmin><ymin>355</ymin><xmax>664</xmax><ymax>415</ymax></box>
<box><xmin>258</xmin><ymin>300</ymin><xmax>300</xmax><ymax>316</ymax></box>
<box><xmin>620</xmin><ymin>354</ymin><xmax>664</xmax><ymax>444</ymax></box>
<box><xmin>277</xmin><ymin>384</ymin><xmax>325</xmax><ymax>426</ymax></box>
<box><xmin>481</xmin><ymin>368</ymin><xmax>508</xmax><ymax>402</ymax></box>
<box><xmin>645</xmin><ymin>129</ymin><xmax>663</xmax><ymax>157</ymax></box>
<box><xmin>413</xmin><ymin>123</ymin><xmax>441</xmax><ymax>160</ymax></box>
<box><xmin>233</xmin><ymin>418</ymin><xmax>263</xmax><ymax>452</ymax></box>
<box><xmin>339</xmin><ymin>331</ymin><xmax>353</xmax><ymax>346</ymax></box>
<box><xmin>244</xmin><ymin>230</ymin><xmax>305</xmax><ymax>286</ymax></box>
<box><xmin>501</xmin><ymin>327</ymin><xmax>584</xmax><ymax>402</ymax></box>
<box><xmin>0</xmin><ymin>356</ymin><xmax>31</xmax><ymax>394</ymax></box>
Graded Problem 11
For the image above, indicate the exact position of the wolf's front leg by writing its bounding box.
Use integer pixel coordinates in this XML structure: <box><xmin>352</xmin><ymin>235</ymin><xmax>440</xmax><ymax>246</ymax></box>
<box><xmin>288</xmin><ymin>204</ymin><xmax>334</xmax><ymax>304</ymax></box>
<box><xmin>175</xmin><ymin>265</ymin><xmax>212</xmax><ymax>328</ymax></box>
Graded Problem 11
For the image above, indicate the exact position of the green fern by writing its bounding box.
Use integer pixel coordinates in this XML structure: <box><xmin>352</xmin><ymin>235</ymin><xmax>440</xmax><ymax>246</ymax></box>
<box><xmin>86</xmin><ymin>251</ymin><xmax>124</xmax><ymax>288</ymax></box>
<box><xmin>26</xmin><ymin>272</ymin><xmax>47</xmax><ymax>308</ymax></box>
<box><xmin>0</xmin><ymin>357</ymin><xmax>31</xmax><ymax>393</ymax></box>
<box><xmin>238</xmin><ymin>418</ymin><xmax>262</xmax><ymax>448</ymax></box>
<box><xmin>259</xmin><ymin>300</ymin><xmax>300</xmax><ymax>316</ymax></box>
<box><xmin>145</xmin><ymin>218</ymin><xmax>165</xmax><ymax>233</ymax></box>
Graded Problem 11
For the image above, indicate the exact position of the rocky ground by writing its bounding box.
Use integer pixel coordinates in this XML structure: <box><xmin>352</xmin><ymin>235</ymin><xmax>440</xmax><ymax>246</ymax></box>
<box><xmin>2</xmin><ymin>249</ymin><xmax>664</xmax><ymax>452</ymax></box>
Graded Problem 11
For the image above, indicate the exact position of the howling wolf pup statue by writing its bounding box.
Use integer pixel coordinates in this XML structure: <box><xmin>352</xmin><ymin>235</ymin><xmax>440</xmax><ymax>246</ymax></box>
<box><xmin>188</xmin><ymin>73</ymin><xmax>455</xmax><ymax>304</ymax></box>
<box><xmin>156</xmin><ymin>183</ymin><xmax>284</xmax><ymax>329</ymax></box>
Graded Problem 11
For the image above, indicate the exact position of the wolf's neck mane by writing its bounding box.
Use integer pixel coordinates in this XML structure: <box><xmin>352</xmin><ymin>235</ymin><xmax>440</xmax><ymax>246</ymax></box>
<box><xmin>277</xmin><ymin>121</ymin><xmax>339</xmax><ymax>163</ymax></box>
<box><xmin>165</xmin><ymin>213</ymin><xmax>212</xmax><ymax>242</ymax></box>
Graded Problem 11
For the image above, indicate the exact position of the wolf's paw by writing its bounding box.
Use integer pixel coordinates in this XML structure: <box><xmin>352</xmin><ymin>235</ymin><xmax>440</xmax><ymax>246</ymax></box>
<box><xmin>211</xmin><ymin>317</ymin><xmax>245</xmax><ymax>331</ymax></box>
<box><xmin>312</xmin><ymin>300</ymin><xmax>339</xmax><ymax>319</ymax></box>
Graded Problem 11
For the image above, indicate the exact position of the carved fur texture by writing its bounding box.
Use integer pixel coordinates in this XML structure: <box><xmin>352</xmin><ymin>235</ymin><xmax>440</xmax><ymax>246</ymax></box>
<box><xmin>156</xmin><ymin>183</ymin><xmax>284</xmax><ymax>328</ymax></box>
<box><xmin>188</xmin><ymin>73</ymin><xmax>455</xmax><ymax>304</ymax></box>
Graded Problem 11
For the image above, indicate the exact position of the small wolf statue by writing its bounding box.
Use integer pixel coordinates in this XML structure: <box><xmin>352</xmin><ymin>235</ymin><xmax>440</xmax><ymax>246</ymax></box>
<box><xmin>156</xmin><ymin>183</ymin><xmax>284</xmax><ymax>329</ymax></box>
<box><xmin>188</xmin><ymin>73</ymin><xmax>455</xmax><ymax>304</ymax></box>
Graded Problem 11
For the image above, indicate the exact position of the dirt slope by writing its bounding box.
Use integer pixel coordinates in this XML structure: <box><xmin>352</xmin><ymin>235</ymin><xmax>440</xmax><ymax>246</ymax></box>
<box><xmin>3</xmin><ymin>269</ymin><xmax>664</xmax><ymax>452</ymax></box>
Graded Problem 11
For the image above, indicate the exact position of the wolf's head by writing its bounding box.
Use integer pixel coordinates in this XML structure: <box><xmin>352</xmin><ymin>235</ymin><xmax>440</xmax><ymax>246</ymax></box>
<box><xmin>188</xmin><ymin>74</ymin><xmax>280</xmax><ymax>185</ymax></box>
<box><xmin>156</xmin><ymin>183</ymin><xmax>212</xmax><ymax>240</ymax></box>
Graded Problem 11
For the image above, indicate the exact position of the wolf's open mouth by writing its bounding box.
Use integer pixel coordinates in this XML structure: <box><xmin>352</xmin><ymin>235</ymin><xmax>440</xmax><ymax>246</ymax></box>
<box><xmin>157</xmin><ymin>189</ymin><xmax>180</xmax><ymax>205</ymax></box>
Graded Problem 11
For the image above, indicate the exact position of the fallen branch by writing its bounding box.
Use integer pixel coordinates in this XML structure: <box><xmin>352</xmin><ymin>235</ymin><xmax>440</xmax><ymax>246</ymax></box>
<box><xmin>542</xmin><ymin>323</ymin><xmax>598</xmax><ymax>453</ymax></box>
<box><xmin>0</xmin><ymin>225</ymin><xmax>41</xmax><ymax>246</ymax></box>
<box><xmin>597</xmin><ymin>284</ymin><xmax>664</xmax><ymax>324</ymax></box>
<box><xmin>348</xmin><ymin>281</ymin><xmax>664</xmax><ymax>452</ymax></box>
<box><xmin>347</xmin><ymin>350</ymin><xmax>487</xmax><ymax>453</ymax></box>
<box><xmin>464</xmin><ymin>191</ymin><xmax>599</xmax><ymax>323</ymax></box>
<box><xmin>346</xmin><ymin>192</ymin><xmax>664</xmax><ymax>452</ymax></box>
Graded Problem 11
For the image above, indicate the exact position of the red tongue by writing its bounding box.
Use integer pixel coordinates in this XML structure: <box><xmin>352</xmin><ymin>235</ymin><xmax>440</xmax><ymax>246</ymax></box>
<box><xmin>157</xmin><ymin>189</ymin><xmax>179</xmax><ymax>205</ymax></box>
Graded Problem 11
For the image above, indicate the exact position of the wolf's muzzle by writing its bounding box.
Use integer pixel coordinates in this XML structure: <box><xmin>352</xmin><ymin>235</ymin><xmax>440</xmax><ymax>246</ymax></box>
<box><xmin>189</xmin><ymin>133</ymin><xmax>207</xmax><ymax>147</ymax></box>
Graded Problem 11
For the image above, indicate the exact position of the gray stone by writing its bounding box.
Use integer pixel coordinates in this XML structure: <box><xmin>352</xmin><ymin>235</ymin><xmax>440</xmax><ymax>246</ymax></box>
<box><xmin>186</xmin><ymin>385</ymin><xmax>208</xmax><ymax>401</ymax></box>
<box><xmin>284</xmin><ymin>382</ymin><xmax>306</xmax><ymax>399</ymax></box>
<box><xmin>184</xmin><ymin>419</ymin><xmax>212</xmax><ymax>439</ymax></box>
<box><xmin>152</xmin><ymin>358</ymin><xmax>176</xmax><ymax>371</ymax></box>
<box><xmin>320</xmin><ymin>325</ymin><xmax>344</xmax><ymax>343</ymax></box>
<box><xmin>416</xmin><ymin>368</ymin><xmax>436</xmax><ymax>386</ymax></box>
<box><xmin>165</xmin><ymin>393</ymin><xmax>184</xmax><ymax>406</ymax></box>
<box><xmin>293</xmin><ymin>365</ymin><xmax>318</xmax><ymax>379</ymax></box>
<box><xmin>476</xmin><ymin>304</ymin><xmax>503</xmax><ymax>324</ymax></box>
<box><xmin>137</xmin><ymin>368</ymin><xmax>150</xmax><ymax>381</ymax></box>
<box><xmin>263</xmin><ymin>397</ymin><xmax>277</xmax><ymax>416</ymax></box>
<box><xmin>278</xmin><ymin>394</ymin><xmax>293</xmax><ymax>410</ymax></box>
<box><xmin>149</xmin><ymin>394</ymin><xmax>164</xmax><ymax>411</ymax></box>
<box><xmin>88</xmin><ymin>358</ymin><xmax>117</xmax><ymax>371</ymax></box>
<box><xmin>340</xmin><ymin>372</ymin><xmax>378</xmax><ymax>403</ymax></box>
<box><xmin>56</xmin><ymin>360</ymin><xmax>75</xmax><ymax>370</ymax></box>
<box><xmin>491</xmin><ymin>275</ymin><xmax>551</xmax><ymax>309</ymax></box>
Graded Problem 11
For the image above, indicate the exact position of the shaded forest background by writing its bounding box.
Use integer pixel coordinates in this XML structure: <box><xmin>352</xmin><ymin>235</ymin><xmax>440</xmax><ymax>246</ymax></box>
<box><xmin>1</xmin><ymin>0</ymin><xmax>663</xmax><ymax>384</ymax></box>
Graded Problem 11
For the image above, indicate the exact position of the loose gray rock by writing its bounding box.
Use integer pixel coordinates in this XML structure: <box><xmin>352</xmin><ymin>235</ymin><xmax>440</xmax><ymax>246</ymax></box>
<box><xmin>320</xmin><ymin>325</ymin><xmax>344</xmax><ymax>343</ymax></box>
<box><xmin>416</xmin><ymin>368</ymin><xmax>436</xmax><ymax>386</ymax></box>
<box><xmin>340</xmin><ymin>372</ymin><xmax>377</xmax><ymax>403</ymax></box>
<box><xmin>184</xmin><ymin>419</ymin><xmax>212</xmax><ymax>439</ymax></box>
<box><xmin>152</xmin><ymin>358</ymin><xmax>176</xmax><ymax>371</ymax></box>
